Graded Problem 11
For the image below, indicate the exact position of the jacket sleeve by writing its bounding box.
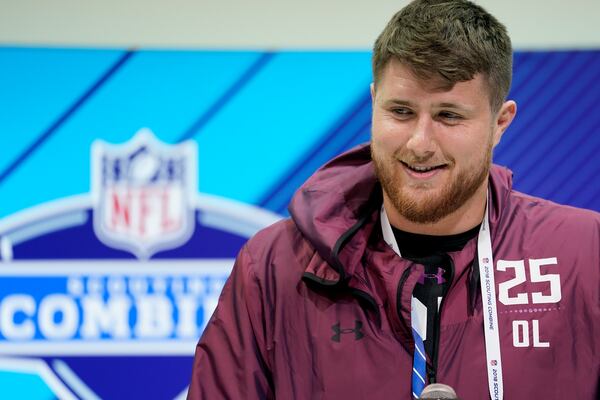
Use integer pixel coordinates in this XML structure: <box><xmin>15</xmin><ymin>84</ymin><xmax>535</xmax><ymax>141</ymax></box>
<box><xmin>187</xmin><ymin>244</ymin><xmax>273</xmax><ymax>399</ymax></box>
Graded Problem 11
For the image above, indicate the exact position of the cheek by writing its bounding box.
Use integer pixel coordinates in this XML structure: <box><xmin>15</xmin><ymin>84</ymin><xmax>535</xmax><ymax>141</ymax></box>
<box><xmin>370</xmin><ymin>135</ymin><xmax>388</xmax><ymax>160</ymax></box>
<box><xmin>372</xmin><ymin>118</ymin><xmax>408</xmax><ymax>148</ymax></box>
<box><xmin>372</xmin><ymin>134</ymin><xmax>404</xmax><ymax>161</ymax></box>
<box><xmin>450</xmin><ymin>139</ymin><xmax>492</xmax><ymax>168</ymax></box>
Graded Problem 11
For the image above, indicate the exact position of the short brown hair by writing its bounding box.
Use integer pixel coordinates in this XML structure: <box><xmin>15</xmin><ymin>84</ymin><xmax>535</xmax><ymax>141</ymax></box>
<box><xmin>372</xmin><ymin>0</ymin><xmax>512</xmax><ymax>112</ymax></box>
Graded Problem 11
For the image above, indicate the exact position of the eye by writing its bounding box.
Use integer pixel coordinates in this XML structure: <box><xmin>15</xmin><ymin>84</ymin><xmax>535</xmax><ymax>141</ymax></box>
<box><xmin>391</xmin><ymin>107</ymin><xmax>414</xmax><ymax>119</ymax></box>
<box><xmin>438</xmin><ymin>111</ymin><xmax>463</xmax><ymax>123</ymax></box>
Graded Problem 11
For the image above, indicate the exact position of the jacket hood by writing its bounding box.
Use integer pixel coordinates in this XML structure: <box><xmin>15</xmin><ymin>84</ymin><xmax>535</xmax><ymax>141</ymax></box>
<box><xmin>288</xmin><ymin>144</ymin><xmax>380</xmax><ymax>282</ymax></box>
<box><xmin>288</xmin><ymin>143</ymin><xmax>514</xmax><ymax>282</ymax></box>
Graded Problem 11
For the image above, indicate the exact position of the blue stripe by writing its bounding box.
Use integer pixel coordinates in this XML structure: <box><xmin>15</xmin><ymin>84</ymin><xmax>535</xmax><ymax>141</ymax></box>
<box><xmin>510</xmin><ymin>57</ymin><xmax>600</xmax><ymax>196</ymax></box>
<box><xmin>498</xmin><ymin>52</ymin><xmax>574</xmax><ymax>163</ymax></box>
<box><xmin>270</xmin><ymin>128</ymin><xmax>372</xmax><ymax>216</ymax></box>
<box><xmin>567</xmin><ymin>163</ymin><xmax>600</xmax><ymax>210</ymax></box>
<box><xmin>503</xmin><ymin>54</ymin><xmax>600</xmax><ymax>206</ymax></box>
<box><xmin>334</xmin><ymin>120</ymin><xmax>371</xmax><ymax>154</ymax></box>
<box><xmin>412</xmin><ymin>328</ymin><xmax>427</xmax><ymax>397</ymax></box>
<box><xmin>497</xmin><ymin>52</ymin><xmax>596</xmax><ymax>170</ymax></box>
<box><xmin>501</xmin><ymin>51</ymin><xmax>592</xmax><ymax>168</ymax></box>
<box><xmin>514</xmin><ymin>51</ymin><xmax>570</xmax><ymax>106</ymax></box>
<box><xmin>574</xmin><ymin>152</ymin><xmax>600</xmax><ymax>210</ymax></box>
<box><xmin>270</xmin><ymin>117</ymin><xmax>371</xmax><ymax>215</ymax></box>
<box><xmin>508</xmin><ymin>51</ymin><xmax>537</xmax><ymax>96</ymax></box>
<box><xmin>499</xmin><ymin>51</ymin><xmax>566</xmax><ymax>155</ymax></box>
<box><xmin>507</xmin><ymin>51</ymin><xmax>552</xmax><ymax>99</ymax></box>
<box><xmin>273</xmin><ymin>113</ymin><xmax>371</xmax><ymax>215</ymax></box>
<box><xmin>258</xmin><ymin>92</ymin><xmax>371</xmax><ymax>213</ymax></box>
<box><xmin>555</xmin><ymin>117</ymin><xmax>600</xmax><ymax>206</ymax></box>
<box><xmin>0</xmin><ymin>50</ymin><xmax>135</xmax><ymax>185</ymax></box>
<box><xmin>177</xmin><ymin>51</ymin><xmax>275</xmax><ymax>142</ymax></box>
<box><xmin>192</xmin><ymin>51</ymin><xmax>371</xmax><ymax>205</ymax></box>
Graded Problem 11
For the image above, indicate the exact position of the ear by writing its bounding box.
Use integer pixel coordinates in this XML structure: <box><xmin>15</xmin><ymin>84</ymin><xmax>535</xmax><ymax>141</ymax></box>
<box><xmin>492</xmin><ymin>100</ymin><xmax>517</xmax><ymax>148</ymax></box>
<box><xmin>370</xmin><ymin>82</ymin><xmax>376</xmax><ymax>101</ymax></box>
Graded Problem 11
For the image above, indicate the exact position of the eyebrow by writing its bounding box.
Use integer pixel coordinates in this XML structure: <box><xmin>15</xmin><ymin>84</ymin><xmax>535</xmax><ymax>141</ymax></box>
<box><xmin>382</xmin><ymin>99</ymin><xmax>473</xmax><ymax>112</ymax></box>
<box><xmin>382</xmin><ymin>99</ymin><xmax>414</xmax><ymax>107</ymax></box>
<box><xmin>437</xmin><ymin>102</ymin><xmax>470</xmax><ymax>111</ymax></box>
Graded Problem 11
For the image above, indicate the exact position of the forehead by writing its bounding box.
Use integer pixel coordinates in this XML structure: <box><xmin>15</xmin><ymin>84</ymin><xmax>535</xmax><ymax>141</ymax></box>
<box><xmin>376</xmin><ymin>59</ymin><xmax>490</xmax><ymax>108</ymax></box>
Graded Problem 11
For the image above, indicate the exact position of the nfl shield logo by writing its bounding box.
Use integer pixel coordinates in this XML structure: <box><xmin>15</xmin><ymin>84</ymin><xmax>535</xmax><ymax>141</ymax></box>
<box><xmin>0</xmin><ymin>127</ymin><xmax>280</xmax><ymax>399</ymax></box>
<box><xmin>91</xmin><ymin>129</ymin><xmax>197</xmax><ymax>259</ymax></box>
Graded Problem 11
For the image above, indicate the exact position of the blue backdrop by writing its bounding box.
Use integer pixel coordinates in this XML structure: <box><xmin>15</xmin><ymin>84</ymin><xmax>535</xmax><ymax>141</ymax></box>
<box><xmin>0</xmin><ymin>47</ymin><xmax>598</xmax><ymax>399</ymax></box>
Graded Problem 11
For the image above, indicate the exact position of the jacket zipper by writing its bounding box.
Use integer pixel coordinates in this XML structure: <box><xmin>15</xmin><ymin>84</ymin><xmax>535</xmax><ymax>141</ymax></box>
<box><xmin>395</xmin><ymin>266</ymin><xmax>415</xmax><ymax>334</ymax></box>
<box><xmin>398</xmin><ymin>255</ymin><xmax>455</xmax><ymax>385</ymax></box>
<box><xmin>427</xmin><ymin>254</ymin><xmax>455</xmax><ymax>384</ymax></box>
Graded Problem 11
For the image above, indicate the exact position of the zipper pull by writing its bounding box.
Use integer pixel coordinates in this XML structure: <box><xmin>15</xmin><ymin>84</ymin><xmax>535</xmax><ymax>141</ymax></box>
<box><xmin>468</xmin><ymin>257</ymin><xmax>480</xmax><ymax>316</ymax></box>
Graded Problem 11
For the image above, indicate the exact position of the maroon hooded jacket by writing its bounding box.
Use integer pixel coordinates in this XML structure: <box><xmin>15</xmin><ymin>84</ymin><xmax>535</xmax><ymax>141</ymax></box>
<box><xmin>188</xmin><ymin>145</ymin><xmax>600</xmax><ymax>399</ymax></box>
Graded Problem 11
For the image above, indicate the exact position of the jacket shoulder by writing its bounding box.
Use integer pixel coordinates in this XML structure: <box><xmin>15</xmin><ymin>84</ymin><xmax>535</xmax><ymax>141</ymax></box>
<box><xmin>242</xmin><ymin>218</ymin><xmax>318</xmax><ymax>280</ymax></box>
<box><xmin>510</xmin><ymin>190</ymin><xmax>600</xmax><ymax>224</ymax></box>
<box><xmin>506</xmin><ymin>190</ymin><xmax>600</xmax><ymax>247</ymax></box>
<box><xmin>246</xmin><ymin>218</ymin><xmax>297</xmax><ymax>246</ymax></box>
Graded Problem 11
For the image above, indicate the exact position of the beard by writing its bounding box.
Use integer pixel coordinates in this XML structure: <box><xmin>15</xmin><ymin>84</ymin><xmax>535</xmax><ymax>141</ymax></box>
<box><xmin>371</xmin><ymin>140</ymin><xmax>492</xmax><ymax>225</ymax></box>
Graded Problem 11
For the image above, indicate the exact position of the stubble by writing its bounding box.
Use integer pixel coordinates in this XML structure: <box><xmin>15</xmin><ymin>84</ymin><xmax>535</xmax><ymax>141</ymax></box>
<box><xmin>371</xmin><ymin>140</ymin><xmax>492</xmax><ymax>224</ymax></box>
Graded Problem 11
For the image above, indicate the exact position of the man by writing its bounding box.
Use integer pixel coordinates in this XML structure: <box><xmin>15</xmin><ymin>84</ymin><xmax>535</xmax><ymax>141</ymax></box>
<box><xmin>188</xmin><ymin>1</ymin><xmax>600</xmax><ymax>399</ymax></box>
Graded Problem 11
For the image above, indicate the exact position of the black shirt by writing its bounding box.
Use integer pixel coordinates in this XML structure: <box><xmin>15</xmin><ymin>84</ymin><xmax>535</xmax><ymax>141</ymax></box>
<box><xmin>392</xmin><ymin>225</ymin><xmax>480</xmax><ymax>363</ymax></box>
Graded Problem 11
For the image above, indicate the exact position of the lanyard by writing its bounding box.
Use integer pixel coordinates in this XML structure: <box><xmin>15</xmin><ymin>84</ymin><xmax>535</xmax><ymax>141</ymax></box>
<box><xmin>380</xmin><ymin>200</ymin><xmax>503</xmax><ymax>400</ymax></box>
<box><xmin>477</xmin><ymin>199</ymin><xmax>503</xmax><ymax>400</ymax></box>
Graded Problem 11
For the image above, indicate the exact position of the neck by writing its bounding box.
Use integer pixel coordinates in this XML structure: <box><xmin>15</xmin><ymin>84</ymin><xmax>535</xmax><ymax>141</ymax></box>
<box><xmin>384</xmin><ymin>181</ymin><xmax>488</xmax><ymax>236</ymax></box>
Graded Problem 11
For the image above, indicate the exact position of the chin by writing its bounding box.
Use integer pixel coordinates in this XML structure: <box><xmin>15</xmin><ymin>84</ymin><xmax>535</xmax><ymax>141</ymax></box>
<box><xmin>399</xmin><ymin>177</ymin><xmax>444</xmax><ymax>193</ymax></box>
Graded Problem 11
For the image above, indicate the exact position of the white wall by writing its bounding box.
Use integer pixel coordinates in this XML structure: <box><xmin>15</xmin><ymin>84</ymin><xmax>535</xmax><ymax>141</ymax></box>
<box><xmin>0</xmin><ymin>0</ymin><xmax>599</xmax><ymax>49</ymax></box>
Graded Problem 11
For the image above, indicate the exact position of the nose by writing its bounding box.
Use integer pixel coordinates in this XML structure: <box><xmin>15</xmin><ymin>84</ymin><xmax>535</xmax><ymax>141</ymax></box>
<box><xmin>405</xmin><ymin>115</ymin><xmax>436</xmax><ymax>156</ymax></box>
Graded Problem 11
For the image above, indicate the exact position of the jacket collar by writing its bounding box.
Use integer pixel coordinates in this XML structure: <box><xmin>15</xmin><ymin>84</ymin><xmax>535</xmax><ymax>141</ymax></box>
<box><xmin>380</xmin><ymin>205</ymin><xmax>401</xmax><ymax>256</ymax></box>
<box><xmin>292</xmin><ymin>143</ymin><xmax>514</xmax><ymax>284</ymax></box>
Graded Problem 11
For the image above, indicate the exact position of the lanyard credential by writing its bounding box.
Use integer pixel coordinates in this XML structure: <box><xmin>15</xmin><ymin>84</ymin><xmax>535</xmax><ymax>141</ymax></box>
<box><xmin>477</xmin><ymin>199</ymin><xmax>503</xmax><ymax>400</ymax></box>
<box><xmin>380</xmin><ymin>200</ymin><xmax>503</xmax><ymax>400</ymax></box>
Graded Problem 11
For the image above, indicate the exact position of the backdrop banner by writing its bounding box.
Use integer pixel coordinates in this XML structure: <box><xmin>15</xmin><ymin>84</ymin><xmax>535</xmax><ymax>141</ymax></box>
<box><xmin>0</xmin><ymin>47</ymin><xmax>598</xmax><ymax>399</ymax></box>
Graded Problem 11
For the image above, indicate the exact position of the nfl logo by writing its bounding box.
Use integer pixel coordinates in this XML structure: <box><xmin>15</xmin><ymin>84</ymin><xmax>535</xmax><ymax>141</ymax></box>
<box><xmin>0</xmin><ymin>127</ymin><xmax>280</xmax><ymax>398</ymax></box>
<box><xmin>91</xmin><ymin>129</ymin><xmax>197</xmax><ymax>259</ymax></box>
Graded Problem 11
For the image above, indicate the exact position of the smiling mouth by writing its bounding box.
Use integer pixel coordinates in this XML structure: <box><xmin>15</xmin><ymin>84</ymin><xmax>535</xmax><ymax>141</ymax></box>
<box><xmin>400</xmin><ymin>161</ymin><xmax>448</xmax><ymax>182</ymax></box>
<box><xmin>401</xmin><ymin>161</ymin><xmax>448</xmax><ymax>172</ymax></box>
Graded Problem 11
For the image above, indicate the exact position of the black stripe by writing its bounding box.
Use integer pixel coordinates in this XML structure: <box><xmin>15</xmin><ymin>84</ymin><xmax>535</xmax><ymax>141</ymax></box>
<box><xmin>0</xmin><ymin>50</ymin><xmax>135</xmax><ymax>185</ymax></box>
<box><xmin>257</xmin><ymin>92</ymin><xmax>371</xmax><ymax>212</ymax></box>
<box><xmin>177</xmin><ymin>51</ymin><xmax>275</xmax><ymax>142</ymax></box>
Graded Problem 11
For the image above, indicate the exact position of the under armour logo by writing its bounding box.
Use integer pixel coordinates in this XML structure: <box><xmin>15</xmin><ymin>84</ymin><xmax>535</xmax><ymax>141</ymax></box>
<box><xmin>331</xmin><ymin>320</ymin><xmax>364</xmax><ymax>342</ymax></box>
<box><xmin>418</xmin><ymin>267</ymin><xmax>446</xmax><ymax>285</ymax></box>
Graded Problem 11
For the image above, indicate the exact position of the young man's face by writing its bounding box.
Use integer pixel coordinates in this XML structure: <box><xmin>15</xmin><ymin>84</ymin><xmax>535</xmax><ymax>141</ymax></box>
<box><xmin>371</xmin><ymin>59</ymin><xmax>515</xmax><ymax>225</ymax></box>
